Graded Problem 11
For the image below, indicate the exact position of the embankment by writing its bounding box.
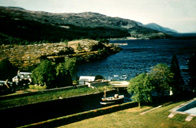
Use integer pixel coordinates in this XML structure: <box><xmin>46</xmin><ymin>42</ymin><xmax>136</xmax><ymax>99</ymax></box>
<box><xmin>0</xmin><ymin>90</ymin><xmax>131</xmax><ymax>127</ymax></box>
<box><xmin>21</xmin><ymin>102</ymin><xmax>137</xmax><ymax>128</ymax></box>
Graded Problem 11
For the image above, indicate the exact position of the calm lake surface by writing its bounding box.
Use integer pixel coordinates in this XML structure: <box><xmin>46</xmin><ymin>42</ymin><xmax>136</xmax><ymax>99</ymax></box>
<box><xmin>78</xmin><ymin>39</ymin><xmax>196</xmax><ymax>83</ymax></box>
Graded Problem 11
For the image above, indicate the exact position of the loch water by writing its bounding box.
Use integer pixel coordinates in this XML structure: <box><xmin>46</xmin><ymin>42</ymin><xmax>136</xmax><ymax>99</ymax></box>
<box><xmin>78</xmin><ymin>39</ymin><xmax>196</xmax><ymax>83</ymax></box>
<box><xmin>2</xmin><ymin>39</ymin><xmax>196</xmax><ymax>127</ymax></box>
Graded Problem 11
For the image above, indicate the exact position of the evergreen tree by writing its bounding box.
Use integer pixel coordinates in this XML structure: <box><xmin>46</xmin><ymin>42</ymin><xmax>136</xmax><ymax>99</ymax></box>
<box><xmin>188</xmin><ymin>53</ymin><xmax>196</xmax><ymax>91</ymax></box>
<box><xmin>170</xmin><ymin>55</ymin><xmax>184</xmax><ymax>95</ymax></box>
<box><xmin>55</xmin><ymin>63</ymin><xmax>72</xmax><ymax>87</ymax></box>
<box><xmin>64</xmin><ymin>58</ymin><xmax>78</xmax><ymax>80</ymax></box>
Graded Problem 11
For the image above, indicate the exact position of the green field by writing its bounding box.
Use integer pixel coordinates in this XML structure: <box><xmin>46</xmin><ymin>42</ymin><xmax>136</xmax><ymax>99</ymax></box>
<box><xmin>0</xmin><ymin>85</ymin><xmax>113</xmax><ymax>110</ymax></box>
<box><xmin>60</xmin><ymin>101</ymin><xmax>196</xmax><ymax>128</ymax></box>
<box><xmin>1</xmin><ymin>85</ymin><xmax>196</xmax><ymax>128</ymax></box>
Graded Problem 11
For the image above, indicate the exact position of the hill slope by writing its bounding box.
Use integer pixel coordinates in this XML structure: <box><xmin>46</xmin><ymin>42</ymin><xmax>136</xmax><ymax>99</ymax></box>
<box><xmin>0</xmin><ymin>6</ymin><xmax>170</xmax><ymax>44</ymax></box>
<box><xmin>144</xmin><ymin>23</ymin><xmax>178</xmax><ymax>34</ymax></box>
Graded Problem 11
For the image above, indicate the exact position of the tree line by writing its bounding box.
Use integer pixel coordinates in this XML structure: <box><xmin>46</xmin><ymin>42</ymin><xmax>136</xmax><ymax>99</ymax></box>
<box><xmin>0</xmin><ymin>57</ymin><xmax>78</xmax><ymax>90</ymax></box>
<box><xmin>31</xmin><ymin>58</ymin><xmax>78</xmax><ymax>88</ymax></box>
<box><xmin>127</xmin><ymin>54</ymin><xmax>196</xmax><ymax>107</ymax></box>
<box><xmin>0</xmin><ymin>17</ymin><xmax>129</xmax><ymax>45</ymax></box>
<box><xmin>1</xmin><ymin>53</ymin><xmax>196</xmax><ymax>95</ymax></box>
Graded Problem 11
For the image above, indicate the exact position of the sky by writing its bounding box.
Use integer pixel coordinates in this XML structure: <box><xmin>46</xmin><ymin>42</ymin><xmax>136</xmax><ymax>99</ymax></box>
<box><xmin>0</xmin><ymin>0</ymin><xmax>196</xmax><ymax>33</ymax></box>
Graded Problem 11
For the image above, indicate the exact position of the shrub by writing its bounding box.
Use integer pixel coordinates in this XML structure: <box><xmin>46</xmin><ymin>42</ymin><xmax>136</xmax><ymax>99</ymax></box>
<box><xmin>29</xmin><ymin>84</ymin><xmax>47</xmax><ymax>90</ymax></box>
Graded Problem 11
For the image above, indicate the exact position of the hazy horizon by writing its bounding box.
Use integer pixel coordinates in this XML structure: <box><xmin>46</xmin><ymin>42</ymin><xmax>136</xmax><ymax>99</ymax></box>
<box><xmin>0</xmin><ymin>0</ymin><xmax>196</xmax><ymax>33</ymax></box>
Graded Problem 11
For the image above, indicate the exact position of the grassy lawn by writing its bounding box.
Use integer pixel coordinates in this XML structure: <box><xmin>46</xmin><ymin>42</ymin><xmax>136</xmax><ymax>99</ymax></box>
<box><xmin>60</xmin><ymin>101</ymin><xmax>196</xmax><ymax>128</ymax></box>
<box><xmin>0</xmin><ymin>85</ymin><xmax>113</xmax><ymax>110</ymax></box>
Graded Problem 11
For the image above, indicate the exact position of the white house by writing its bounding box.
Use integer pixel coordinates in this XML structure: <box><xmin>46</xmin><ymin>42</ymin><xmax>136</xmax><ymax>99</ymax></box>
<box><xmin>12</xmin><ymin>71</ymin><xmax>32</xmax><ymax>85</ymax></box>
<box><xmin>79</xmin><ymin>76</ymin><xmax>95</xmax><ymax>85</ymax></box>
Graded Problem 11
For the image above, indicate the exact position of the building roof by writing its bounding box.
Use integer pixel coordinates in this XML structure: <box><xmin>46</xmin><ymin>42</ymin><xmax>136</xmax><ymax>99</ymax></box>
<box><xmin>19</xmin><ymin>72</ymin><xmax>32</xmax><ymax>75</ymax></box>
<box><xmin>79</xmin><ymin>76</ymin><xmax>95</xmax><ymax>81</ymax></box>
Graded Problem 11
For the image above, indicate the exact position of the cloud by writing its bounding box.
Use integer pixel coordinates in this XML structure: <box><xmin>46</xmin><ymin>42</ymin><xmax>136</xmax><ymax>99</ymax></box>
<box><xmin>0</xmin><ymin>0</ymin><xmax>196</xmax><ymax>32</ymax></box>
<box><xmin>0</xmin><ymin>0</ymin><xmax>17</xmax><ymax>6</ymax></box>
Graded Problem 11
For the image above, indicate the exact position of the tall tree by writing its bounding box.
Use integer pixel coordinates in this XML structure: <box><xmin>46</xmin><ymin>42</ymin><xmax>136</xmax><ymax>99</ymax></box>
<box><xmin>170</xmin><ymin>55</ymin><xmax>184</xmax><ymax>95</ymax></box>
<box><xmin>148</xmin><ymin>63</ymin><xmax>174</xmax><ymax>97</ymax></box>
<box><xmin>64</xmin><ymin>57</ymin><xmax>78</xmax><ymax>80</ymax></box>
<box><xmin>188</xmin><ymin>53</ymin><xmax>196</xmax><ymax>91</ymax></box>
<box><xmin>31</xmin><ymin>60</ymin><xmax>56</xmax><ymax>88</ymax></box>
<box><xmin>127</xmin><ymin>73</ymin><xmax>152</xmax><ymax>108</ymax></box>
<box><xmin>55</xmin><ymin>63</ymin><xmax>72</xmax><ymax>87</ymax></box>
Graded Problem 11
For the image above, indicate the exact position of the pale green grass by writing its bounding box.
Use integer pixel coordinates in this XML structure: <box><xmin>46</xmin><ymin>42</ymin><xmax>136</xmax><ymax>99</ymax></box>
<box><xmin>59</xmin><ymin>101</ymin><xmax>196</xmax><ymax>128</ymax></box>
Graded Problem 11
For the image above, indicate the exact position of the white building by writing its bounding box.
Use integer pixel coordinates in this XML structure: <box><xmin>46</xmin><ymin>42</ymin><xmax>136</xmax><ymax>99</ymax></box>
<box><xmin>79</xmin><ymin>76</ymin><xmax>95</xmax><ymax>85</ymax></box>
<box><xmin>12</xmin><ymin>71</ymin><xmax>32</xmax><ymax>85</ymax></box>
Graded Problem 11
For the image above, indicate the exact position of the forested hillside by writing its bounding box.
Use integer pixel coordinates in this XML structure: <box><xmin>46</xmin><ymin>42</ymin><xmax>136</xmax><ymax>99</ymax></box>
<box><xmin>0</xmin><ymin>6</ymin><xmax>170</xmax><ymax>45</ymax></box>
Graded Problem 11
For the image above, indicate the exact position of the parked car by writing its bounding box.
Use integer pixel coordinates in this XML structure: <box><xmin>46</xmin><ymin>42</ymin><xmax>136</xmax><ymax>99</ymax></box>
<box><xmin>12</xmin><ymin>71</ymin><xmax>32</xmax><ymax>85</ymax></box>
<box><xmin>12</xmin><ymin>71</ymin><xmax>32</xmax><ymax>90</ymax></box>
<box><xmin>0</xmin><ymin>80</ymin><xmax>15</xmax><ymax>94</ymax></box>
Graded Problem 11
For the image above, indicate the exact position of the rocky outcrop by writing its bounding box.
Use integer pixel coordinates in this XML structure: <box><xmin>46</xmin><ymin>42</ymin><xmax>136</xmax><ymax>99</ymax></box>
<box><xmin>0</xmin><ymin>39</ymin><xmax>121</xmax><ymax>69</ymax></box>
<box><xmin>0</xmin><ymin>43</ymin><xmax>74</xmax><ymax>68</ymax></box>
<box><xmin>67</xmin><ymin>39</ymin><xmax>122</xmax><ymax>63</ymax></box>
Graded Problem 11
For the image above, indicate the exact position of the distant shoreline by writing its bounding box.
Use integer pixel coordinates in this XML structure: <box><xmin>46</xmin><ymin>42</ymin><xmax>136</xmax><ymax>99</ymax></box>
<box><xmin>109</xmin><ymin>37</ymin><xmax>138</xmax><ymax>41</ymax></box>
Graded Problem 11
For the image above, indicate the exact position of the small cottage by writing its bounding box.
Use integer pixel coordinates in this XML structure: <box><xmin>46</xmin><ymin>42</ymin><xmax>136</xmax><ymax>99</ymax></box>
<box><xmin>79</xmin><ymin>76</ymin><xmax>95</xmax><ymax>85</ymax></box>
<box><xmin>12</xmin><ymin>71</ymin><xmax>32</xmax><ymax>85</ymax></box>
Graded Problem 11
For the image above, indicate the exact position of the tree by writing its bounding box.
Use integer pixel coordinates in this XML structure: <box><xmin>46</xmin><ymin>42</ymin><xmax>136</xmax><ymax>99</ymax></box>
<box><xmin>55</xmin><ymin>63</ymin><xmax>72</xmax><ymax>87</ymax></box>
<box><xmin>97</xmin><ymin>38</ymin><xmax>109</xmax><ymax>44</ymax></box>
<box><xmin>31</xmin><ymin>60</ymin><xmax>56</xmax><ymax>88</ymax></box>
<box><xmin>31</xmin><ymin>58</ymin><xmax>77</xmax><ymax>89</ymax></box>
<box><xmin>188</xmin><ymin>53</ymin><xmax>196</xmax><ymax>91</ymax></box>
<box><xmin>95</xmin><ymin>75</ymin><xmax>104</xmax><ymax>80</ymax></box>
<box><xmin>64</xmin><ymin>58</ymin><xmax>78</xmax><ymax>80</ymax></box>
<box><xmin>77</xmin><ymin>43</ymin><xmax>83</xmax><ymax>51</ymax></box>
<box><xmin>0</xmin><ymin>58</ymin><xmax>18</xmax><ymax>80</ymax></box>
<box><xmin>170</xmin><ymin>55</ymin><xmax>184</xmax><ymax>95</ymax></box>
<box><xmin>127</xmin><ymin>73</ymin><xmax>152</xmax><ymax>108</ymax></box>
<box><xmin>148</xmin><ymin>63</ymin><xmax>174</xmax><ymax>97</ymax></box>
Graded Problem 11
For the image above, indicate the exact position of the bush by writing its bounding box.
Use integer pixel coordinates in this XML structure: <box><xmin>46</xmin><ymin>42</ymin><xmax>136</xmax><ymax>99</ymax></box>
<box><xmin>95</xmin><ymin>75</ymin><xmax>104</xmax><ymax>80</ymax></box>
<box><xmin>29</xmin><ymin>84</ymin><xmax>47</xmax><ymax>90</ymax></box>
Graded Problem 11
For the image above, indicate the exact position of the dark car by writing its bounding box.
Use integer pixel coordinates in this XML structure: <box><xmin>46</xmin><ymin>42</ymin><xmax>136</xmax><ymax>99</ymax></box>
<box><xmin>0</xmin><ymin>80</ymin><xmax>15</xmax><ymax>94</ymax></box>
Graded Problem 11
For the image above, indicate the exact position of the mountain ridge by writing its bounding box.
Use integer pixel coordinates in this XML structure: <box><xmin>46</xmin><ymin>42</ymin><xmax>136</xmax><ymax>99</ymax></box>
<box><xmin>144</xmin><ymin>23</ymin><xmax>178</xmax><ymax>34</ymax></box>
<box><xmin>0</xmin><ymin>6</ymin><xmax>171</xmax><ymax>44</ymax></box>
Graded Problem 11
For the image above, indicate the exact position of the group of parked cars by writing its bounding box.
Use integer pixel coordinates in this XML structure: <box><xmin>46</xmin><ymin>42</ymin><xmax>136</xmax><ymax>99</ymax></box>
<box><xmin>0</xmin><ymin>71</ymin><xmax>32</xmax><ymax>94</ymax></box>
